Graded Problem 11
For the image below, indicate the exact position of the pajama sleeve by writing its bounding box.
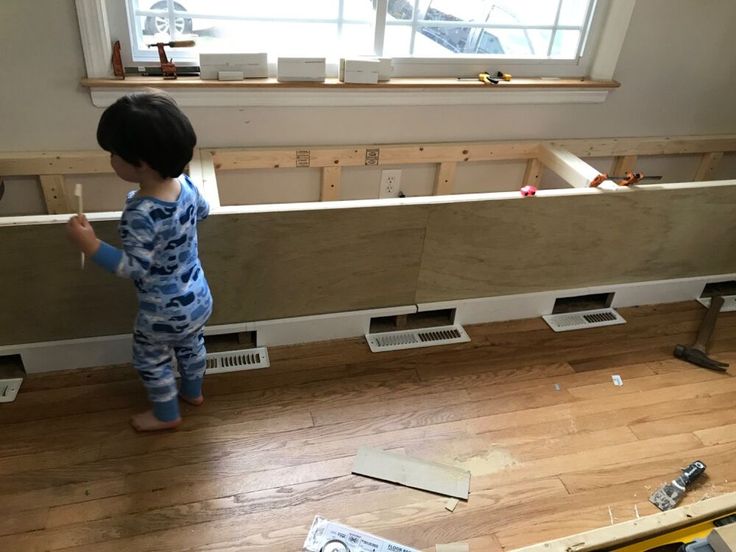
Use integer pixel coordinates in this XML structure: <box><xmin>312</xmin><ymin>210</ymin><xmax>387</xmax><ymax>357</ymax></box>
<box><xmin>193</xmin><ymin>183</ymin><xmax>210</xmax><ymax>221</ymax></box>
<box><xmin>92</xmin><ymin>209</ymin><xmax>156</xmax><ymax>280</ymax></box>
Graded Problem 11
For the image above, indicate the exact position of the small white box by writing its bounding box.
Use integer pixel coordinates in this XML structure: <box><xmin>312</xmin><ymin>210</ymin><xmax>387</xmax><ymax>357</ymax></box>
<box><xmin>339</xmin><ymin>58</ymin><xmax>380</xmax><ymax>84</ymax></box>
<box><xmin>361</xmin><ymin>56</ymin><xmax>392</xmax><ymax>81</ymax></box>
<box><xmin>199</xmin><ymin>53</ymin><xmax>268</xmax><ymax>80</ymax></box>
<box><xmin>277</xmin><ymin>57</ymin><xmax>326</xmax><ymax>82</ymax></box>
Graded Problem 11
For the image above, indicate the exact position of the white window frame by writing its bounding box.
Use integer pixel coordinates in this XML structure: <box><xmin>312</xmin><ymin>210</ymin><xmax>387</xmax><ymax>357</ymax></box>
<box><xmin>76</xmin><ymin>0</ymin><xmax>635</xmax><ymax>108</ymax></box>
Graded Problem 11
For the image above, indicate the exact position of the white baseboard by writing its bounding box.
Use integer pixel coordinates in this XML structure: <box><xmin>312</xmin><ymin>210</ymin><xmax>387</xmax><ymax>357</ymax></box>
<box><xmin>2</xmin><ymin>305</ymin><xmax>417</xmax><ymax>374</ymax></box>
<box><xmin>419</xmin><ymin>274</ymin><xmax>732</xmax><ymax>325</ymax></box>
<box><xmin>2</xmin><ymin>274</ymin><xmax>733</xmax><ymax>374</ymax></box>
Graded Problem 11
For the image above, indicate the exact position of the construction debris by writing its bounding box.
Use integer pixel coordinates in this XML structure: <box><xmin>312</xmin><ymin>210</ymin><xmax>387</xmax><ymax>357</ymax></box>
<box><xmin>353</xmin><ymin>447</ymin><xmax>471</xmax><ymax>500</ymax></box>
<box><xmin>445</xmin><ymin>498</ymin><xmax>459</xmax><ymax>512</ymax></box>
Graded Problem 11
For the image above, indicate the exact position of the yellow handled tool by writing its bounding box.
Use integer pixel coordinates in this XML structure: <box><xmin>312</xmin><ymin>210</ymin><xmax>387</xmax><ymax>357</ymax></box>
<box><xmin>459</xmin><ymin>71</ymin><xmax>512</xmax><ymax>85</ymax></box>
<box><xmin>479</xmin><ymin>70</ymin><xmax>512</xmax><ymax>84</ymax></box>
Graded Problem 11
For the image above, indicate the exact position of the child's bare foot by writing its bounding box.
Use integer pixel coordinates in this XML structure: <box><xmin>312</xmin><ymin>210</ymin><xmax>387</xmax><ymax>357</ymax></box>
<box><xmin>130</xmin><ymin>410</ymin><xmax>181</xmax><ymax>432</ymax></box>
<box><xmin>179</xmin><ymin>394</ymin><xmax>204</xmax><ymax>406</ymax></box>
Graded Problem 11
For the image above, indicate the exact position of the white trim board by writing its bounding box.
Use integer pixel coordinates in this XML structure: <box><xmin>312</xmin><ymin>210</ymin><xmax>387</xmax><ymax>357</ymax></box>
<box><xmin>2</xmin><ymin>275</ymin><xmax>730</xmax><ymax>374</ymax></box>
<box><xmin>1</xmin><ymin>305</ymin><xmax>418</xmax><ymax>374</ymax></box>
<box><xmin>420</xmin><ymin>274</ymin><xmax>734</xmax><ymax>326</ymax></box>
<box><xmin>88</xmin><ymin>88</ymin><xmax>611</xmax><ymax>108</ymax></box>
<box><xmin>6</xmin><ymin>179</ymin><xmax>736</xmax><ymax>228</ymax></box>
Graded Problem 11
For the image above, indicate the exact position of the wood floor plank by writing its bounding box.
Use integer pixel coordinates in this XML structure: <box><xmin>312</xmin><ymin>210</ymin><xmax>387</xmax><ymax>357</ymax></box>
<box><xmin>695</xmin><ymin>422</ymin><xmax>736</xmax><ymax>446</ymax></box>
<box><xmin>559</xmin><ymin>441</ymin><xmax>736</xmax><ymax>494</ymax></box>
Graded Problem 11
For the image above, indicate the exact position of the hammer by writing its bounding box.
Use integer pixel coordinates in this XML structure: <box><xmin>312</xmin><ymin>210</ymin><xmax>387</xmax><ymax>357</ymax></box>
<box><xmin>673</xmin><ymin>295</ymin><xmax>729</xmax><ymax>372</ymax></box>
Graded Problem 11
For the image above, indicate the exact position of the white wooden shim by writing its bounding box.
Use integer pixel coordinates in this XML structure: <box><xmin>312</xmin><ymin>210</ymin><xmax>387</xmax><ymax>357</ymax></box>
<box><xmin>352</xmin><ymin>447</ymin><xmax>470</xmax><ymax>499</ymax></box>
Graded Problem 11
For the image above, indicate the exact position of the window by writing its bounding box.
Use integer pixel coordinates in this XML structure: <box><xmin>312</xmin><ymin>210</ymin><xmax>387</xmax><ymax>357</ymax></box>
<box><xmin>78</xmin><ymin>0</ymin><xmax>632</xmax><ymax>107</ymax></box>
<box><xmin>121</xmin><ymin>0</ymin><xmax>606</xmax><ymax>77</ymax></box>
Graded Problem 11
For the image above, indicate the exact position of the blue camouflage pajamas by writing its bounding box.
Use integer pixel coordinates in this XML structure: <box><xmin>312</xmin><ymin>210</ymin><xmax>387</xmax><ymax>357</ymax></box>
<box><xmin>92</xmin><ymin>175</ymin><xmax>213</xmax><ymax>421</ymax></box>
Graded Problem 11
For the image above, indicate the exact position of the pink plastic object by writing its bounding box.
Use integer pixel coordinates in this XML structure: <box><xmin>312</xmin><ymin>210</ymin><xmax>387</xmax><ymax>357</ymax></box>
<box><xmin>520</xmin><ymin>185</ymin><xmax>537</xmax><ymax>197</ymax></box>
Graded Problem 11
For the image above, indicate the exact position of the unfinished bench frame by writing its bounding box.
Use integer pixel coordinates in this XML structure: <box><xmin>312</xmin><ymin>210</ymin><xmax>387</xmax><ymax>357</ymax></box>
<box><xmin>1</xmin><ymin>135</ymin><xmax>735</xmax><ymax>371</ymax></box>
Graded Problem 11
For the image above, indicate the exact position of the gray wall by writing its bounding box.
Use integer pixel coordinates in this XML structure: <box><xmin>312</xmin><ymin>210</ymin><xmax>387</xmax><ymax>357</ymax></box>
<box><xmin>1</xmin><ymin>0</ymin><xmax>735</xmax><ymax>154</ymax></box>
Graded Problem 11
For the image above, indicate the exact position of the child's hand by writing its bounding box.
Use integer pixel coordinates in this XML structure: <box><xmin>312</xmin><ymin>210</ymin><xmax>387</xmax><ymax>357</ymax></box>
<box><xmin>67</xmin><ymin>215</ymin><xmax>100</xmax><ymax>256</ymax></box>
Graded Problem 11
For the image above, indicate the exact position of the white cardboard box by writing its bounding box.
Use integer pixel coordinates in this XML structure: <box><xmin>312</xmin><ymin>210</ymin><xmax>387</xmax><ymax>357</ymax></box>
<box><xmin>277</xmin><ymin>57</ymin><xmax>326</xmax><ymax>82</ymax></box>
<box><xmin>339</xmin><ymin>58</ymin><xmax>380</xmax><ymax>84</ymax></box>
<box><xmin>363</xmin><ymin>56</ymin><xmax>392</xmax><ymax>81</ymax></box>
<box><xmin>199</xmin><ymin>52</ymin><xmax>268</xmax><ymax>80</ymax></box>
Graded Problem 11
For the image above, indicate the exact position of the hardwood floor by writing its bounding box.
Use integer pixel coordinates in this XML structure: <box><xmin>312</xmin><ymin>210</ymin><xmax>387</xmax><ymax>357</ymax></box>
<box><xmin>1</xmin><ymin>301</ymin><xmax>736</xmax><ymax>552</ymax></box>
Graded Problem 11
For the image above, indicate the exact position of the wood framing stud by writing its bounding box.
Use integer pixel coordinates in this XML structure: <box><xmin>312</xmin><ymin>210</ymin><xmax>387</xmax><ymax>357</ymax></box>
<box><xmin>39</xmin><ymin>175</ymin><xmax>70</xmax><ymax>214</ymax></box>
<box><xmin>434</xmin><ymin>162</ymin><xmax>457</xmax><ymax>195</ymax></box>
<box><xmin>321</xmin><ymin>166</ymin><xmax>341</xmax><ymax>201</ymax></box>
<box><xmin>198</xmin><ymin>150</ymin><xmax>221</xmax><ymax>210</ymax></box>
<box><xmin>537</xmin><ymin>144</ymin><xmax>603</xmax><ymax>188</ymax></box>
<box><xmin>611</xmin><ymin>155</ymin><xmax>638</xmax><ymax>177</ymax></box>
<box><xmin>694</xmin><ymin>152</ymin><xmax>724</xmax><ymax>181</ymax></box>
<box><xmin>523</xmin><ymin>158</ymin><xmax>542</xmax><ymax>187</ymax></box>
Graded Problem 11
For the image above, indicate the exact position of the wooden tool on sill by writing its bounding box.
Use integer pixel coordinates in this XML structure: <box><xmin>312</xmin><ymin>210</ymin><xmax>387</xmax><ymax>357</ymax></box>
<box><xmin>146</xmin><ymin>40</ymin><xmax>195</xmax><ymax>79</ymax></box>
<box><xmin>112</xmin><ymin>40</ymin><xmax>124</xmax><ymax>79</ymax></box>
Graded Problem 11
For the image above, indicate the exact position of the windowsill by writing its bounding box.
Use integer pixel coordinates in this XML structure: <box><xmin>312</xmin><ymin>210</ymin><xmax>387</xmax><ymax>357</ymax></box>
<box><xmin>81</xmin><ymin>76</ymin><xmax>619</xmax><ymax>107</ymax></box>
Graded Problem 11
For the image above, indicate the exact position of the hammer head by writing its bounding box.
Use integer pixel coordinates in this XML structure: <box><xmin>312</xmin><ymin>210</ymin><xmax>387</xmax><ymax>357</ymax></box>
<box><xmin>674</xmin><ymin>344</ymin><xmax>729</xmax><ymax>372</ymax></box>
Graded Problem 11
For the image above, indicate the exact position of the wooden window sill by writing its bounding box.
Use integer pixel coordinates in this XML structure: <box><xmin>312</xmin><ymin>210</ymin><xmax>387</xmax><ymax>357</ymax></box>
<box><xmin>81</xmin><ymin>76</ymin><xmax>619</xmax><ymax>107</ymax></box>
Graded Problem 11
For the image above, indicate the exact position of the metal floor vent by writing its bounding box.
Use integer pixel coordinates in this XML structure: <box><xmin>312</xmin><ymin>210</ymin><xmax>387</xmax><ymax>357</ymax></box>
<box><xmin>365</xmin><ymin>324</ymin><xmax>470</xmax><ymax>352</ymax></box>
<box><xmin>543</xmin><ymin>308</ymin><xmax>626</xmax><ymax>333</ymax></box>
<box><xmin>204</xmin><ymin>347</ymin><xmax>270</xmax><ymax>374</ymax></box>
<box><xmin>698</xmin><ymin>295</ymin><xmax>736</xmax><ymax>312</ymax></box>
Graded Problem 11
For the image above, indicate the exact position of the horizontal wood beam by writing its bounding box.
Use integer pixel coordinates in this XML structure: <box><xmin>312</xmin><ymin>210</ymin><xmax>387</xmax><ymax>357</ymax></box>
<box><xmin>3</xmin><ymin>136</ymin><xmax>735</xmax><ymax>178</ymax></box>
<box><xmin>554</xmin><ymin>136</ymin><xmax>736</xmax><ymax>157</ymax></box>
<box><xmin>537</xmin><ymin>144</ymin><xmax>602</xmax><ymax>188</ymax></box>
<box><xmin>0</xmin><ymin>152</ymin><xmax>111</xmax><ymax>176</ymax></box>
<box><xmin>211</xmin><ymin>142</ymin><xmax>541</xmax><ymax>171</ymax></box>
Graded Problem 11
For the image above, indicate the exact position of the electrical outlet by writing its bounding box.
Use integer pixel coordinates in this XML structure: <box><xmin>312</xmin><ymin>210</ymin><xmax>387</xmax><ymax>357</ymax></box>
<box><xmin>379</xmin><ymin>169</ymin><xmax>402</xmax><ymax>198</ymax></box>
<box><xmin>0</xmin><ymin>377</ymin><xmax>22</xmax><ymax>403</ymax></box>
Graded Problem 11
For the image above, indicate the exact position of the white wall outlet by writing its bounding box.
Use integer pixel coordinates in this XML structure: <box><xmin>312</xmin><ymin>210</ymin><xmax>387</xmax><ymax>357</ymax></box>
<box><xmin>0</xmin><ymin>378</ymin><xmax>22</xmax><ymax>403</ymax></box>
<box><xmin>379</xmin><ymin>169</ymin><xmax>402</xmax><ymax>198</ymax></box>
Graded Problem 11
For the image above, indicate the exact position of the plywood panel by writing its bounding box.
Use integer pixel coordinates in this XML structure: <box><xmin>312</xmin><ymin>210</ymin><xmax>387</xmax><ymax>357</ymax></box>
<box><xmin>200</xmin><ymin>205</ymin><xmax>429</xmax><ymax>325</ymax></box>
<box><xmin>416</xmin><ymin>185</ymin><xmax>736</xmax><ymax>303</ymax></box>
<box><xmin>0</xmin><ymin>221</ymin><xmax>138</xmax><ymax>345</ymax></box>
<box><xmin>0</xmin><ymin>205</ymin><xmax>428</xmax><ymax>345</ymax></box>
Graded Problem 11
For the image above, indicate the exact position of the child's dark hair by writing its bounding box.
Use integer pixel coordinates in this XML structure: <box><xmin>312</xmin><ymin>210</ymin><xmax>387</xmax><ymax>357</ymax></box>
<box><xmin>97</xmin><ymin>91</ymin><xmax>196</xmax><ymax>178</ymax></box>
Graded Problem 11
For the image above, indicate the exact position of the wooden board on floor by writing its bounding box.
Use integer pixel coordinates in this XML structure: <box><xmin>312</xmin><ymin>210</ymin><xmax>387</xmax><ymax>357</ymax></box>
<box><xmin>353</xmin><ymin>447</ymin><xmax>471</xmax><ymax>499</ymax></box>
